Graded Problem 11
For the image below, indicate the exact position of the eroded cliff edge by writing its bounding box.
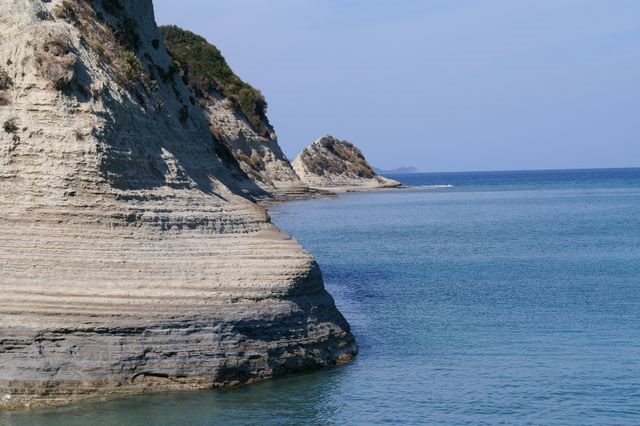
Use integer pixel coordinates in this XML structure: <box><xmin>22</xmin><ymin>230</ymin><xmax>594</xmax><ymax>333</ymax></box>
<box><xmin>160</xmin><ymin>25</ymin><xmax>313</xmax><ymax>201</ymax></box>
<box><xmin>293</xmin><ymin>135</ymin><xmax>401</xmax><ymax>190</ymax></box>
<box><xmin>0</xmin><ymin>0</ymin><xmax>356</xmax><ymax>409</ymax></box>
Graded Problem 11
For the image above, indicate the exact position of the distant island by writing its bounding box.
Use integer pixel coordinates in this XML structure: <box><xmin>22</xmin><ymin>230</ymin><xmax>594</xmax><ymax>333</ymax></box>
<box><xmin>374</xmin><ymin>166</ymin><xmax>420</xmax><ymax>174</ymax></box>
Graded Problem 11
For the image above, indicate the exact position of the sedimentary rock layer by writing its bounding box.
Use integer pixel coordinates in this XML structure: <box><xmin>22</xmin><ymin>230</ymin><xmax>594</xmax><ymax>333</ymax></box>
<box><xmin>293</xmin><ymin>135</ymin><xmax>401</xmax><ymax>189</ymax></box>
<box><xmin>0</xmin><ymin>0</ymin><xmax>355</xmax><ymax>409</ymax></box>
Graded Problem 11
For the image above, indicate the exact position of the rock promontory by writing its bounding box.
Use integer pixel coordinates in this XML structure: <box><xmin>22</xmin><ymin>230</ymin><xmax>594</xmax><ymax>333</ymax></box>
<box><xmin>292</xmin><ymin>135</ymin><xmax>401</xmax><ymax>190</ymax></box>
<box><xmin>0</xmin><ymin>0</ymin><xmax>355</xmax><ymax>409</ymax></box>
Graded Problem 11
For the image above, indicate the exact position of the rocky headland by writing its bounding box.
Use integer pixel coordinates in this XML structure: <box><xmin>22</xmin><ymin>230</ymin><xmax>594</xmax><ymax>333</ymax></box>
<box><xmin>292</xmin><ymin>135</ymin><xmax>401</xmax><ymax>191</ymax></box>
<box><xmin>0</xmin><ymin>0</ymin><xmax>355</xmax><ymax>409</ymax></box>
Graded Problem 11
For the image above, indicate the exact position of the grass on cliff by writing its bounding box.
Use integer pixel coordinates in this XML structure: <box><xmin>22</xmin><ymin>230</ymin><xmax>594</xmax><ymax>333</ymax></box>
<box><xmin>159</xmin><ymin>25</ymin><xmax>271</xmax><ymax>137</ymax></box>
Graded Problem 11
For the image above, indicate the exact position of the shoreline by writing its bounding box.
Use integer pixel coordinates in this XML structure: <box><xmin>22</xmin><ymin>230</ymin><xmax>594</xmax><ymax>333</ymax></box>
<box><xmin>259</xmin><ymin>183</ymin><xmax>407</xmax><ymax>209</ymax></box>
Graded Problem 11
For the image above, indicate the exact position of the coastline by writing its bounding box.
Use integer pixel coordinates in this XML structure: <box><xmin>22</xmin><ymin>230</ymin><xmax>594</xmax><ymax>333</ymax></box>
<box><xmin>5</xmin><ymin>169</ymin><xmax>640</xmax><ymax>423</ymax></box>
<box><xmin>259</xmin><ymin>182</ymin><xmax>406</xmax><ymax>208</ymax></box>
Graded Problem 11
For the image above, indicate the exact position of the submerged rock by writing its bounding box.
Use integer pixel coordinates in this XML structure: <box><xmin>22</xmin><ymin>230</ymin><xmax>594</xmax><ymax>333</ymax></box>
<box><xmin>293</xmin><ymin>135</ymin><xmax>401</xmax><ymax>190</ymax></box>
<box><xmin>0</xmin><ymin>0</ymin><xmax>355</xmax><ymax>409</ymax></box>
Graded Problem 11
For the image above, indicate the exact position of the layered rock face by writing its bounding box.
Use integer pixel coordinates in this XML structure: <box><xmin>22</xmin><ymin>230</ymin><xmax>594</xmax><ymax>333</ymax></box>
<box><xmin>293</xmin><ymin>135</ymin><xmax>401</xmax><ymax>189</ymax></box>
<box><xmin>0</xmin><ymin>0</ymin><xmax>355</xmax><ymax>409</ymax></box>
<box><xmin>160</xmin><ymin>26</ymin><xmax>310</xmax><ymax>200</ymax></box>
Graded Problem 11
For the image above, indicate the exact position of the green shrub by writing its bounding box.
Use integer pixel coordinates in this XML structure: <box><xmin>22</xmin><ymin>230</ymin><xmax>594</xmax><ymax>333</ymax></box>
<box><xmin>95</xmin><ymin>42</ymin><xmax>105</xmax><ymax>57</ymax></box>
<box><xmin>0</xmin><ymin>67</ymin><xmax>12</xmax><ymax>90</ymax></box>
<box><xmin>121</xmin><ymin>51</ymin><xmax>141</xmax><ymax>80</ymax></box>
<box><xmin>3</xmin><ymin>118</ymin><xmax>18</xmax><ymax>133</ymax></box>
<box><xmin>160</xmin><ymin>25</ymin><xmax>272</xmax><ymax>137</ymax></box>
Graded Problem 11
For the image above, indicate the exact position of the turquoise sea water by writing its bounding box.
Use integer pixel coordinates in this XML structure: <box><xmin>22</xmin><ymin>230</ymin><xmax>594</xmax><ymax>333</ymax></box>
<box><xmin>3</xmin><ymin>168</ymin><xmax>640</xmax><ymax>425</ymax></box>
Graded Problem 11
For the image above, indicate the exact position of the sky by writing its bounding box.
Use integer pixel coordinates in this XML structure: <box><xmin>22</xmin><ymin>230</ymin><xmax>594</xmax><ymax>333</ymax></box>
<box><xmin>153</xmin><ymin>0</ymin><xmax>640</xmax><ymax>172</ymax></box>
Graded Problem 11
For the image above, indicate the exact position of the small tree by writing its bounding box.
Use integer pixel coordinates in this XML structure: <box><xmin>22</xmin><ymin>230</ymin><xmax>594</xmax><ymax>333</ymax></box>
<box><xmin>121</xmin><ymin>51</ymin><xmax>141</xmax><ymax>81</ymax></box>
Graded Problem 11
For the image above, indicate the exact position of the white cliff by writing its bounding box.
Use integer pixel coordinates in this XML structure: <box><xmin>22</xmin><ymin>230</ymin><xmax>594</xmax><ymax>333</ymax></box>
<box><xmin>0</xmin><ymin>0</ymin><xmax>355</xmax><ymax>409</ymax></box>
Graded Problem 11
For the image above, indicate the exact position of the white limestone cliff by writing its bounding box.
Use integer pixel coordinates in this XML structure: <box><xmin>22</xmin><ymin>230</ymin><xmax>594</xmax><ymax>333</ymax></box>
<box><xmin>0</xmin><ymin>0</ymin><xmax>355</xmax><ymax>409</ymax></box>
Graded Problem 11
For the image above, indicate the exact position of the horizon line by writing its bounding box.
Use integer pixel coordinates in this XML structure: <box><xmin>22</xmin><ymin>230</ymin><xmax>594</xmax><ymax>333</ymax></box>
<box><xmin>382</xmin><ymin>165</ymin><xmax>640</xmax><ymax>175</ymax></box>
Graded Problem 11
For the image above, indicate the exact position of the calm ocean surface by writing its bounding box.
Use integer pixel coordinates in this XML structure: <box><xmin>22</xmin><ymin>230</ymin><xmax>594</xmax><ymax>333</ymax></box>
<box><xmin>3</xmin><ymin>168</ymin><xmax>640</xmax><ymax>425</ymax></box>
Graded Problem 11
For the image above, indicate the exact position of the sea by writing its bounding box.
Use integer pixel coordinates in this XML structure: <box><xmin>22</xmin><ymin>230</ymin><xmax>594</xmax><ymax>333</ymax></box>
<box><xmin>2</xmin><ymin>168</ymin><xmax>640</xmax><ymax>425</ymax></box>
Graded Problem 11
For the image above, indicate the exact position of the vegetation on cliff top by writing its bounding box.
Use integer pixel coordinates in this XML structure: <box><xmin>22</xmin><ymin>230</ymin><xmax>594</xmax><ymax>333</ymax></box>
<box><xmin>160</xmin><ymin>25</ymin><xmax>272</xmax><ymax>137</ymax></box>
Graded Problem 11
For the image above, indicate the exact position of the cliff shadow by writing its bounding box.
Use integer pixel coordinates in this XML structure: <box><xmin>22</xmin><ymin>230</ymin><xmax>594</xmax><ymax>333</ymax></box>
<box><xmin>94</xmin><ymin>87</ymin><xmax>270</xmax><ymax>201</ymax></box>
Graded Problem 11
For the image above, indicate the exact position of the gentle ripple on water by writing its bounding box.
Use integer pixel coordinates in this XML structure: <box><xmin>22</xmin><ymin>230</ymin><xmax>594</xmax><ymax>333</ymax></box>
<box><xmin>2</xmin><ymin>168</ymin><xmax>640</xmax><ymax>425</ymax></box>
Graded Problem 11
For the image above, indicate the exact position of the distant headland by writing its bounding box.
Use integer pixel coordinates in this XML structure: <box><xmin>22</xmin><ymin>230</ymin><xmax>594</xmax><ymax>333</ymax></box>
<box><xmin>374</xmin><ymin>166</ymin><xmax>420</xmax><ymax>174</ymax></box>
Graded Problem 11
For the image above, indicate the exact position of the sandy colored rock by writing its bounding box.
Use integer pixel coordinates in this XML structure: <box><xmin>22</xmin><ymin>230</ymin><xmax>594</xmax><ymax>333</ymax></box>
<box><xmin>0</xmin><ymin>0</ymin><xmax>355</xmax><ymax>409</ymax></box>
<box><xmin>292</xmin><ymin>135</ymin><xmax>401</xmax><ymax>190</ymax></box>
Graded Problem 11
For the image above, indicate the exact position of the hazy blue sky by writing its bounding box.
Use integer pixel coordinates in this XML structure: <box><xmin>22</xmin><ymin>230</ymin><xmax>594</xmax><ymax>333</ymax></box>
<box><xmin>153</xmin><ymin>0</ymin><xmax>640</xmax><ymax>172</ymax></box>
